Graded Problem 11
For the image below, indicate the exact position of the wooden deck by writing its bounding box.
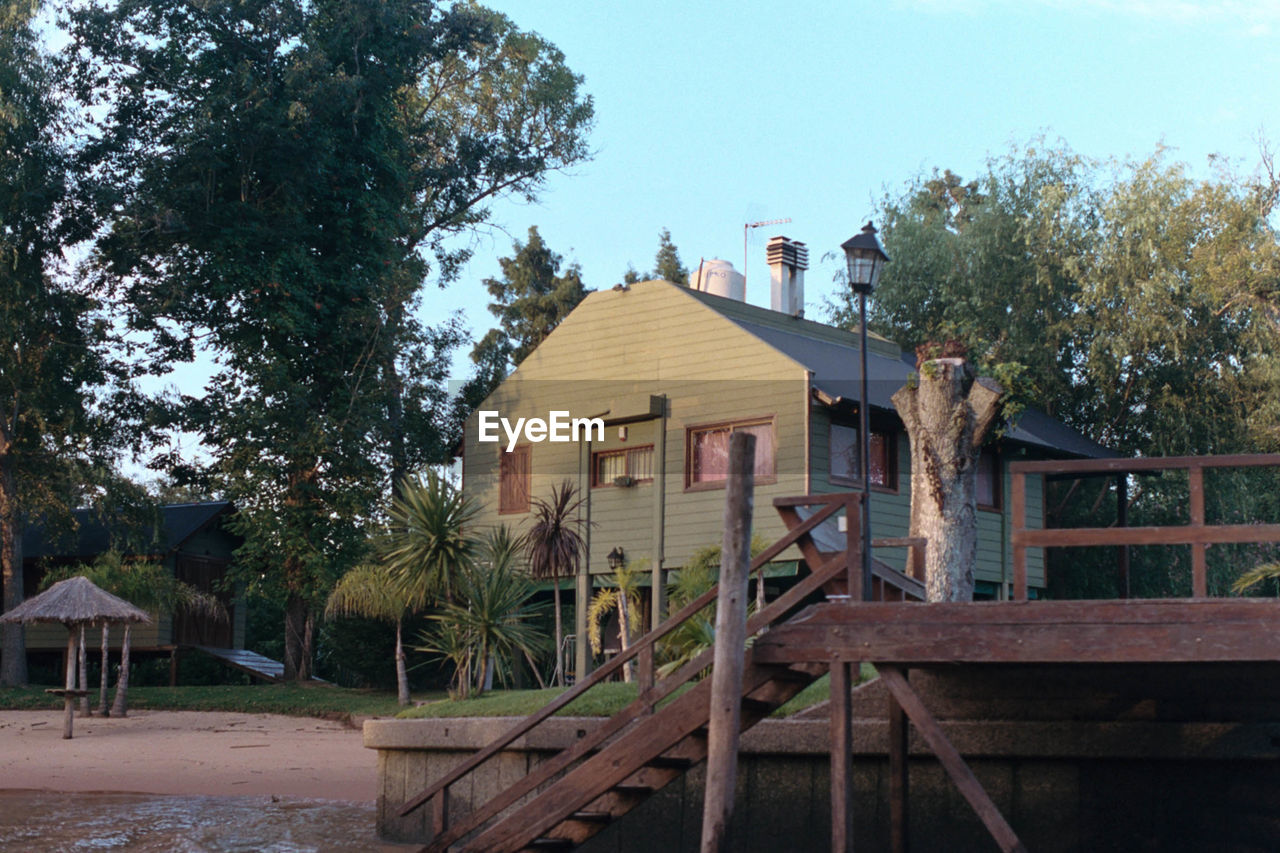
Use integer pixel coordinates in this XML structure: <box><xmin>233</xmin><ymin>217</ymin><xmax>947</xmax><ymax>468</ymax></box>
<box><xmin>754</xmin><ymin>598</ymin><xmax>1280</xmax><ymax>666</ymax></box>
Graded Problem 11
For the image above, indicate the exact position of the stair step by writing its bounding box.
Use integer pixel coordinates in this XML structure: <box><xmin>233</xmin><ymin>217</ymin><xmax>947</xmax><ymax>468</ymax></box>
<box><xmin>526</xmin><ymin>838</ymin><xmax>574</xmax><ymax>850</ymax></box>
<box><xmin>741</xmin><ymin>697</ymin><xmax>777</xmax><ymax>716</ymax></box>
<box><xmin>648</xmin><ymin>754</ymin><xmax>694</xmax><ymax>769</ymax></box>
<box><xmin>568</xmin><ymin>811</ymin><xmax>613</xmax><ymax>824</ymax></box>
<box><xmin>612</xmin><ymin>784</ymin><xmax>654</xmax><ymax>797</ymax></box>
<box><xmin>768</xmin><ymin>665</ymin><xmax>816</xmax><ymax>683</ymax></box>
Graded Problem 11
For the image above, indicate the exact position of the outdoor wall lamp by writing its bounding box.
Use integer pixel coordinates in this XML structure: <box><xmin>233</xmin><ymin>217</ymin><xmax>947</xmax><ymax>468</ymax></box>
<box><xmin>607</xmin><ymin>547</ymin><xmax>625</xmax><ymax>571</ymax></box>
<box><xmin>840</xmin><ymin>222</ymin><xmax>889</xmax><ymax>602</ymax></box>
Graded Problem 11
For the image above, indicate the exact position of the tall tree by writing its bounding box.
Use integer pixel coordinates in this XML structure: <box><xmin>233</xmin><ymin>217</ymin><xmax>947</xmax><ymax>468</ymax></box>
<box><xmin>69</xmin><ymin>0</ymin><xmax>592</xmax><ymax>680</ymax></box>
<box><xmin>652</xmin><ymin>227</ymin><xmax>688</xmax><ymax>284</ymax></box>
<box><xmin>0</xmin><ymin>0</ymin><xmax>125</xmax><ymax>685</ymax></box>
<box><xmin>462</xmin><ymin>225</ymin><xmax>587</xmax><ymax>407</ymax></box>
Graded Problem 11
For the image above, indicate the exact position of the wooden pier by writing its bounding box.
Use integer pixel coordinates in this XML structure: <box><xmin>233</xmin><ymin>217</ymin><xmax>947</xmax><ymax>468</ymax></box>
<box><xmin>378</xmin><ymin>453</ymin><xmax>1280</xmax><ymax>852</ymax></box>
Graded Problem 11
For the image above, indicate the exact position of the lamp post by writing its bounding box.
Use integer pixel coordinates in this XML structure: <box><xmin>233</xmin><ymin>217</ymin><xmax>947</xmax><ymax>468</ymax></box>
<box><xmin>840</xmin><ymin>222</ymin><xmax>889</xmax><ymax>602</ymax></box>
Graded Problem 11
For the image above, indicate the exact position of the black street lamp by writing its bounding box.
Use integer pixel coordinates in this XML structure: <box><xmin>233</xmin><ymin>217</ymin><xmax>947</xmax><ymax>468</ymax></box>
<box><xmin>607</xmin><ymin>547</ymin><xmax>626</xmax><ymax>572</ymax></box>
<box><xmin>840</xmin><ymin>222</ymin><xmax>889</xmax><ymax>602</ymax></box>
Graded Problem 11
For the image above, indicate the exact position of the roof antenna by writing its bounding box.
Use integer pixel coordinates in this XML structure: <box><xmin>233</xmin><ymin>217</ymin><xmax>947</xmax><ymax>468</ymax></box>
<box><xmin>744</xmin><ymin>218</ymin><xmax>790</xmax><ymax>290</ymax></box>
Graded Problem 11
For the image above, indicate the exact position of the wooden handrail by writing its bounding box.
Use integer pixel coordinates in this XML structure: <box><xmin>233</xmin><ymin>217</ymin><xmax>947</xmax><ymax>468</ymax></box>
<box><xmin>397</xmin><ymin>492</ymin><xmax>859</xmax><ymax>825</ymax></box>
<box><xmin>416</xmin><ymin>546</ymin><xmax>857</xmax><ymax>853</ymax></box>
<box><xmin>1010</xmin><ymin>454</ymin><xmax>1280</xmax><ymax>600</ymax></box>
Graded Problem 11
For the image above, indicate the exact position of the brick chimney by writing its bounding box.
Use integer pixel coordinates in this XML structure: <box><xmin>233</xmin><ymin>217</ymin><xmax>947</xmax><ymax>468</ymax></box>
<box><xmin>767</xmin><ymin>236</ymin><xmax>808</xmax><ymax>317</ymax></box>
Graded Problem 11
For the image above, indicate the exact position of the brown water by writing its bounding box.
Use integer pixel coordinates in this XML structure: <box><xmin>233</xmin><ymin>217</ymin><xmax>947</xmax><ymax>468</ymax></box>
<box><xmin>0</xmin><ymin>791</ymin><xmax>389</xmax><ymax>852</ymax></box>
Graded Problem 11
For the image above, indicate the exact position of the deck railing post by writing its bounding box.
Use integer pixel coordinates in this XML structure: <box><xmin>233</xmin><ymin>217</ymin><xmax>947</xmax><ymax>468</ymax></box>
<box><xmin>1189</xmin><ymin>465</ymin><xmax>1207</xmax><ymax>597</ymax></box>
<box><xmin>845</xmin><ymin>495</ymin><xmax>863</xmax><ymax>600</ymax></box>
<box><xmin>1011</xmin><ymin>472</ymin><xmax>1027</xmax><ymax>600</ymax></box>
<box><xmin>889</xmin><ymin>669</ymin><xmax>910</xmax><ymax>853</ymax></box>
<box><xmin>830</xmin><ymin>659</ymin><xmax>854</xmax><ymax>853</ymax></box>
<box><xmin>701</xmin><ymin>431</ymin><xmax>755</xmax><ymax>853</ymax></box>
<box><xmin>637</xmin><ymin>643</ymin><xmax>654</xmax><ymax>702</ymax></box>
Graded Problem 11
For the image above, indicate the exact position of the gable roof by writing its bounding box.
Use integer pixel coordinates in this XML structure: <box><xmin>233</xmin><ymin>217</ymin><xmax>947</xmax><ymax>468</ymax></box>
<box><xmin>681</xmin><ymin>283</ymin><xmax>1113</xmax><ymax>459</ymax></box>
<box><xmin>23</xmin><ymin>501</ymin><xmax>236</xmax><ymax>561</ymax></box>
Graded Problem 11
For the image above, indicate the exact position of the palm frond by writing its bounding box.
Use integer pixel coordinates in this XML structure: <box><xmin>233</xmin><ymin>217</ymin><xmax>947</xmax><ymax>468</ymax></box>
<box><xmin>1232</xmin><ymin>561</ymin><xmax>1280</xmax><ymax>594</ymax></box>
<box><xmin>524</xmin><ymin>480</ymin><xmax>589</xmax><ymax>580</ymax></box>
<box><xmin>383</xmin><ymin>469</ymin><xmax>481</xmax><ymax>608</ymax></box>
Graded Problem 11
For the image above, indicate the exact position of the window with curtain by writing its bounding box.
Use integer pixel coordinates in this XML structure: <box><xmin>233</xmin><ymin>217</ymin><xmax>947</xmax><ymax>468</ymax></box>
<box><xmin>687</xmin><ymin>419</ymin><xmax>775</xmax><ymax>487</ymax></box>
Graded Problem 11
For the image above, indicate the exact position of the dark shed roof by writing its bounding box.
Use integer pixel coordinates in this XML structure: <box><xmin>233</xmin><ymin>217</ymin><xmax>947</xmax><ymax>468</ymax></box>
<box><xmin>23</xmin><ymin>501</ymin><xmax>235</xmax><ymax>560</ymax></box>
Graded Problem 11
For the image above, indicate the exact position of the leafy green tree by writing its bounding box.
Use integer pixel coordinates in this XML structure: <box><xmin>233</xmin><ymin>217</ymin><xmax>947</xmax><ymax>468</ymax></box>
<box><xmin>325</xmin><ymin>563</ymin><xmax>417</xmax><ymax>705</ymax></box>
<box><xmin>652</xmin><ymin>228</ymin><xmax>689</xmax><ymax>285</ymax></box>
<box><xmin>619</xmin><ymin>228</ymin><xmax>688</xmax><ymax>286</ymax></box>
<box><xmin>384</xmin><ymin>470</ymin><xmax>480</xmax><ymax>609</ymax></box>
<box><xmin>415</xmin><ymin>529</ymin><xmax>546</xmax><ymax>698</ymax></box>
<box><xmin>525</xmin><ymin>481</ymin><xmax>589</xmax><ymax>686</ymax></box>
<box><xmin>0</xmin><ymin>0</ymin><xmax>133</xmax><ymax>686</ymax></box>
<box><xmin>830</xmin><ymin>142</ymin><xmax>1097</xmax><ymax>425</ymax></box>
<box><xmin>587</xmin><ymin>556</ymin><xmax>646</xmax><ymax>682</ymax></box>
<box><xmin>69</xmin><ymin>0</ymin><xmax>592</xmax><ymax>680</ymax></box>
<box><xmin>464</xmin><ymin>226</ymin><xmax>588</xmax><ymax>405</ymax></box>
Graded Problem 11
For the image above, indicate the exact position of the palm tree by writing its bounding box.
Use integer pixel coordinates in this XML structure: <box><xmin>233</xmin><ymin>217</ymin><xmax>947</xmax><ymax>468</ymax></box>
<box><xmin>383</xmin><ymin>470</ymin><xmax>481</xmax><ymax>610</ymax></box>
<box><xmin>325</xmin><ymin>562</ymin><xmax>416</xmax><ymax>705</ymax></box>
<box><xmin>415</xmin><ymin>535</ymin><xmax>547</xmax><ymax>698</ymax></box>
<box><xmin>587</xmin><ymin>556</ymin><xmax>646</xmax><ymax>682</ymax></box>
<box><xmin>525</xmin><ymin>481</ymin><xmax>590</xmax><ymax>686</ymax></box>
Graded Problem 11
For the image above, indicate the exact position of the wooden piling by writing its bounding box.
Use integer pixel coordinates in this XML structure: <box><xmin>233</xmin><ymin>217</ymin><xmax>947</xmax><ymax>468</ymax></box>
<box><xmin>700</xmin><ymin>431</ymin><xmax>756</xmax><ymax>853</ymax></box>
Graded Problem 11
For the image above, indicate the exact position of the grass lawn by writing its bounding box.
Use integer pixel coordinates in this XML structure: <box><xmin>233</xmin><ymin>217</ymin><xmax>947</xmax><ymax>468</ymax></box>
<box><xmin>398</xmin><ymin>665</ymin><xmax>877</xmax><ymax>720</ymax></box>
<box><xmin>0</xmin><ymin>683</ymin><xmax>444</xmax><ymax>721</ymax></box>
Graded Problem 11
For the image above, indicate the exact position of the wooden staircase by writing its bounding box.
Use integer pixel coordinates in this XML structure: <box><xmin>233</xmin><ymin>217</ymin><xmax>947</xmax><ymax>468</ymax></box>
<box><xmin>397</xmin><ymin>493</ymin><xmax>923</xmax><ymax>853</ymax></box>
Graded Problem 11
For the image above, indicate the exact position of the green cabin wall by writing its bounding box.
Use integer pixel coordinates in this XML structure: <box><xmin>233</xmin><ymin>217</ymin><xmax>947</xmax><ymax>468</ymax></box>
<box><xmin>21</xmin><ymin>512</ymin><xmax>244</xmax><ymax>652</ymax></box>
<box><xmin>463</xmin><ymin>279</ymin><xmax>1058</xmax><ymax>609</ymax></box>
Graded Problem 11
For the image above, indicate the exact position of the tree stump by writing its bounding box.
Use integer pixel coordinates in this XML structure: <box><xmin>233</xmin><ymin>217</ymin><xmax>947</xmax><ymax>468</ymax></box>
<box><xmin>892</xmin><ymin>358</ymin><xmax>1003</xmax><ymax>601</ymax></box>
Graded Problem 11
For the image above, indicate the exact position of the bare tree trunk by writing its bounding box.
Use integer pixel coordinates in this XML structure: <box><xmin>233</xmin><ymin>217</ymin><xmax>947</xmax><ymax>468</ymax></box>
<box><xmin>111</xmin><ymin>623</ymin><xmax>132</xmax><ymax>718</ymax></box>
<box><xmin>394</xmin><ymin>619</ymin><xmax>410</xmax><ymax>706</ymax></box>
<box><xmin>551</xmin><ymin>577</ymin><xmax>564</xmax><ymax>686</ymax></box>
<box><xmin>0</xmin><ymin>448</ymin><xmax>28</xmax><ymax>687</ymax></box>
<box><xmin>77</xmin><ymin>625</ymin><xmax>89</xmax><ymax>717</ymax></box>
<box><xmin>891</xmin><ymin>358</ymin><xmax>1004</xmax><ymax>602</ymax></box>
<box><xmin>283</xmin><ymin>591</ymin><xmax>312</xmax><ymax>681</ymax></box>
<box><xmin>98</xmin><ymin>623</ymin><xmax>110</xmax><ymax>715</ymax></box>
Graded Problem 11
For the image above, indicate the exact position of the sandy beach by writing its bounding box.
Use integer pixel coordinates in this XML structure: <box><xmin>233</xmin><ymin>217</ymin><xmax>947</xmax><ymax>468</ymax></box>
<box><xmin>0</xmin><ymin>709</ymin><xmax>378</xmax><ymax>801</ymax></box>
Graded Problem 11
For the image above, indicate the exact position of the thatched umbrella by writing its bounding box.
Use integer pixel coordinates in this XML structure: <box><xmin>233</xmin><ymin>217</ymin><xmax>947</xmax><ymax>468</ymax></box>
<box><xmin>1</xmin><ymin>576</ymin><xmax>150</xmax><ymax>738</ymax></box>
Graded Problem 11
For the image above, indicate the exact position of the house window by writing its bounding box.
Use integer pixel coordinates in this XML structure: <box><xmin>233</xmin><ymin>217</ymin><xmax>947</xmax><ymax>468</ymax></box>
<box><xmin>499</xmin><ymin>445</ymin><xmax>531</xmax><ymax>514</ymax></box>
<box><xmin>686</xmin><ymin>418</ymin><xmax>776</xmax><ymax>488</ymax></box>
<box><xmin>976</xmin><ymin>448</ymin><xmax>1001</xmax><ymax>510</ymax></box>
<box><xmin>593</xmin><ymin>446</ymin><xmax>655</xmax><ymax>487</ymax></box>
<box><xmin>829</xmin><ymin>423</ymin><xmax>896</xmax><ymax>490</ymax></box>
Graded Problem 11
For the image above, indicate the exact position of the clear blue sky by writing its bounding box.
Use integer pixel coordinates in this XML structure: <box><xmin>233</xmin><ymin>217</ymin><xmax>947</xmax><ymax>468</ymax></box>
<box><xmin>431</xmin><ymin>0</ymin><xmax>1280</xmax><ymax>373</ymax></box>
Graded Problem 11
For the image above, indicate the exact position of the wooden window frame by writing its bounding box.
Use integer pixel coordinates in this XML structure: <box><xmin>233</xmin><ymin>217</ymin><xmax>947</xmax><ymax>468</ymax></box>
<box><xmin>498</xmin><ymin>444</ymin><xmax>531</xmax><ymax>515</ymax></box>
<box><xmin>977</xmin><ymin>447</ymin><xmax>1002</xmax><ymax>512</ymax></box>
<box><xmin>592</xmin><ymin>445</ymin><xmax>656</xmax><ymax>488</ymax></box>
<box><xmin>684</xmin><ymin>415</ymin><xmax>777</xmax><ymax>492</ymax></box>
<box><xmin>828</xmin><ymin>421</ymin><xmax>899</xmax><ymax>493</ymax></box>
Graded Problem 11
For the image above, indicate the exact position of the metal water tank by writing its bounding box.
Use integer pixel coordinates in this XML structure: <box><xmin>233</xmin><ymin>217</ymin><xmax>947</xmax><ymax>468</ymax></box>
<box><xmin>690</xmin><ymin>259</ymin><xmax>745</xmax><ymax>301</ymax></box>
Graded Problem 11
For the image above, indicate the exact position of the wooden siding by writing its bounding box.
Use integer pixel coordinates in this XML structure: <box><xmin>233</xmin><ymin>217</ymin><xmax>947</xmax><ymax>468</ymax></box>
<box><xmin>463</xmin><ymin>279</ymin><xmax>1051</xmax><ymax>591</ymax></box>
<box><xmin>808</xmin><ymin>404</ymin><xmax>1046</xmax><ymax>590</ymax></box>
<box><xmin>21</xmin><ymin>513</ymin><xmax>243</xmax><ymax>651</ymax></box>
<box><xmin>462</xmin><ymin>281</ymin><xmax>811</xmax><ymax>575</ymax></box>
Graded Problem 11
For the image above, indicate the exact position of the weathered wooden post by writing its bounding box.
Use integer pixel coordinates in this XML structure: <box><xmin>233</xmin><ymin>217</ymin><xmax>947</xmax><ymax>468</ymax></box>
<box><xmin>700</xmin><ymin>430</ymin><xmax>755</xmax><ymax>853</ymax></box>
<box><xmin>62</xmin><ymin>627</ymin><xmax>77</xmax><ymax>738</ymax></box>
